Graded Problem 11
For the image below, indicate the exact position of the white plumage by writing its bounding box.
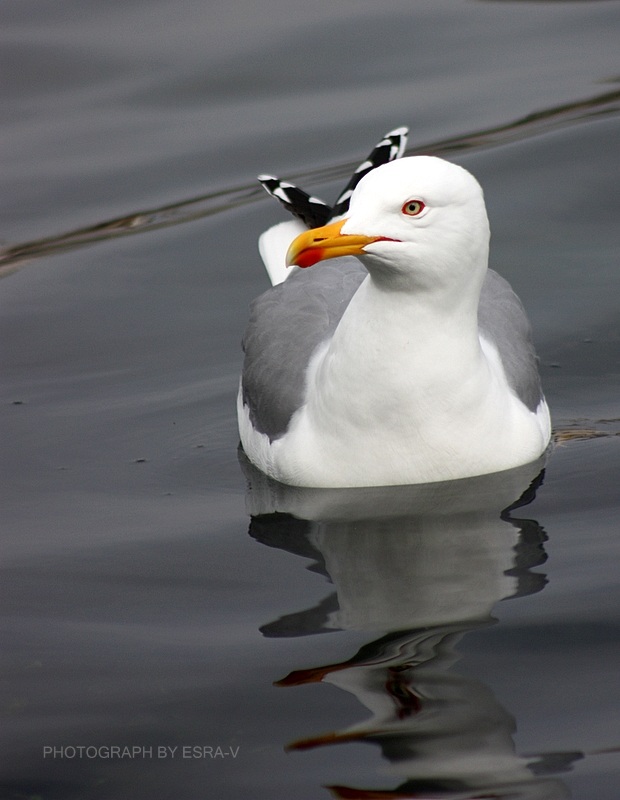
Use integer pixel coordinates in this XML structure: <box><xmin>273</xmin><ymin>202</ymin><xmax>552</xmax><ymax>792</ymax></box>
<box><xmin>239</xmin><ymin>150</ymin><xmax>551</xmax><ymax>488</ymax></box>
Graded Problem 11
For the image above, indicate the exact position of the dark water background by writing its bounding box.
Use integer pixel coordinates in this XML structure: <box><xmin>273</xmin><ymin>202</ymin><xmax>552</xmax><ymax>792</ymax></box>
<box><xmin>1</xmin><ymin>1</ymin><xmax>619</xmax><ymax>798</ymax></box>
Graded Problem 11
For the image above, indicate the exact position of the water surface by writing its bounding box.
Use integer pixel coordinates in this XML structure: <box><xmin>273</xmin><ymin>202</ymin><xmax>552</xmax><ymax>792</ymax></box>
<box><xmin>1</xmin><ymin>1</ymin><xmax>619</xmax><ymax>798</ymax></box>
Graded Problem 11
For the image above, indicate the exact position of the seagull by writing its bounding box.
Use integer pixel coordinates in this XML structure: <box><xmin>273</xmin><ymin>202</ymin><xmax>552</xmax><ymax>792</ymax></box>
<box><xmin>238</xmin><ymin>128</ymin><xmax>551</xmax><ymax>488</ymax></box>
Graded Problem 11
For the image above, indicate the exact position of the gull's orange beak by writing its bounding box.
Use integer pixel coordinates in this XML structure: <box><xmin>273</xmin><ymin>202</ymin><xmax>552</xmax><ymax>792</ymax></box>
<box><xmin>286</xmin><ymin>219</ymin><xmax>393</xmax><ymax>269</ymax></box>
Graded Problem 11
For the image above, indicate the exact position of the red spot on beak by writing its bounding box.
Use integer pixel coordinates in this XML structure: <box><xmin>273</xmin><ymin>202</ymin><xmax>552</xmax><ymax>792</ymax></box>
<box><xmin>295</xmin><ymin>248</ymin><xmax>325</xmax><ymax>269</ymax></box>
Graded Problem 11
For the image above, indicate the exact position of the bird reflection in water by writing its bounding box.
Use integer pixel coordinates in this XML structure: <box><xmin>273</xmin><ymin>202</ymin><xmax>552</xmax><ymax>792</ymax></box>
<box><xmin>242</xmin><ymin>454</ymin><xmax>583</xmax><ymax>799</ymax></box>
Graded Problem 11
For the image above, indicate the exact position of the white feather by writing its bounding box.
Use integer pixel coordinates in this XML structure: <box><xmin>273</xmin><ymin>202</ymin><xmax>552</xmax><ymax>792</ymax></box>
<box><xmin>257</xmin><ymin>219</ymin><xmax>305</xmax><ymax>286</ymax></box>
<box><xmin>242</xmin><ymin>156</ymin><xmax>551</xmax><ymax>488</ymax></box>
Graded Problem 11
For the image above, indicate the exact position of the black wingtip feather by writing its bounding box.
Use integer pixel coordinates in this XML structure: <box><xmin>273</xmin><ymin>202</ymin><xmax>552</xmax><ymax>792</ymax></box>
<box><xmin>258</xmin><ymin>125</ymin><xmax>409</xmax><ymax>228</ymax></box>
<box><xmin>331</xmin><ymin>126</ymin><xmax>409</xmax><ymax>219</ymax></box>
<box><xmin>258</xmin><ymin>175</ymin><xmax>331</xmax><ymax>228</ymax></box>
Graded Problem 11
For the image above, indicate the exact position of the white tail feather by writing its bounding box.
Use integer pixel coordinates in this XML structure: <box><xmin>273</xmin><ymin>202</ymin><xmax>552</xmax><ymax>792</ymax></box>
<box><xmin>258</xmin><ymin>219</ymin><xmax>306</xmax><ymax>286</ymax></box>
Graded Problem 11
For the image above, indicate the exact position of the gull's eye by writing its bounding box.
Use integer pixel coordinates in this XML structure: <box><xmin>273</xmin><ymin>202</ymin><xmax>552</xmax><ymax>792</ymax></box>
<box><xmin>401</xmin><ymin>200</ymin><xmax>425</xmax><ymax>217</ymax></box>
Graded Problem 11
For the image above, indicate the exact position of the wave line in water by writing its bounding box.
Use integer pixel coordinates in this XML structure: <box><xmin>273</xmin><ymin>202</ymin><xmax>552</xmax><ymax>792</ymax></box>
<box><xmin>1</xmin><ymin>87</ymin><xmax>618</xmax><ymax>277</ymax></box>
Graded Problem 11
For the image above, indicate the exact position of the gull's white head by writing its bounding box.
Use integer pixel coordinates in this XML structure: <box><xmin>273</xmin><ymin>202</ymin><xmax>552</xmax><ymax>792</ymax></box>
<box><xmin>287</xmin><ymin>156</ymin><xmax>490</xmax><ymax>296</ymax></box>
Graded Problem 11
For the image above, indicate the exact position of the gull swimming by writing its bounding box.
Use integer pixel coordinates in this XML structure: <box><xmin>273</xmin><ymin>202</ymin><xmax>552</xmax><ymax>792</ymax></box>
<box><xmin>238</xmin><ymin>128</ymin><xmax>551</xmax><ymax>488</ymax></box>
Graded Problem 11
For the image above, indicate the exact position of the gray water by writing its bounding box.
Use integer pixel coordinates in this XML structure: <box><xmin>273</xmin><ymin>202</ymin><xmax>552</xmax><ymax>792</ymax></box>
<box><xmin>1</xmin><ymin>1</ymin><xmax>619</xmax><ymax>798</ymax></box>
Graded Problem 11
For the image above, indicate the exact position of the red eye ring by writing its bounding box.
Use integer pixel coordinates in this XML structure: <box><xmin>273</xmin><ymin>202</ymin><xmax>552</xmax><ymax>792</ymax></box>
<box><xmin>402</xmin><ymin>200</ymin><xmax>425</xmax><ymax>217</ymax></box>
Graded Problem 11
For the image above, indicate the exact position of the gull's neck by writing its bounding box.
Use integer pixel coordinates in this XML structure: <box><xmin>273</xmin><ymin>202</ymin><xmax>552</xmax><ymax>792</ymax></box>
<box><xmin>312</xmin><ymin>273</ymin><xmax>486</xmax><ymax>406</ymax></box>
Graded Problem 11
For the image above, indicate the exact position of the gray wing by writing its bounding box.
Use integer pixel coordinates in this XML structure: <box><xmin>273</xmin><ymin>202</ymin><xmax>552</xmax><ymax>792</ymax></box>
<box><xmin>478</xmin><ymin>269</ymin><xmax>544</xmax><ymax>412</ymax></box>
<box><xmin>241</xmin><ymin>259</ymin><xmax>366</xmax><ymax>440</ymax></box>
